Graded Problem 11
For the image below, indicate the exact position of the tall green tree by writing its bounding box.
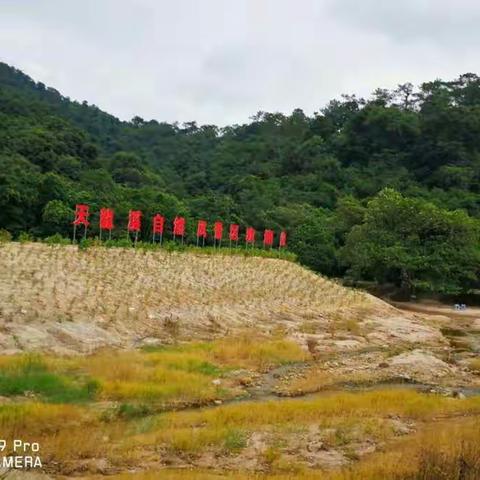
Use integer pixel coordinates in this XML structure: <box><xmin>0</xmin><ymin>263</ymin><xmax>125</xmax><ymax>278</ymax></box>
<box><xmin>340</xmin><ymin>189</ymin><xmax>480</xmax><ymax>293</ymax></box>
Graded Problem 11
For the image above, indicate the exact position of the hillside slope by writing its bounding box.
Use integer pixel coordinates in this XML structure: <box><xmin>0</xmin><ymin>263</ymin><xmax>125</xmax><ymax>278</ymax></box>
<box><xmin>0</xmin><ymin>243</ymin><xmax>444</xmax><ymax>356</ymax></box>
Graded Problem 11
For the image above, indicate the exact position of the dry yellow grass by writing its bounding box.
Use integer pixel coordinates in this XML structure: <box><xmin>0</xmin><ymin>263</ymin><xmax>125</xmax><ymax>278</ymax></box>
<box><xmin>277</xmin><ymin>367</ymin><xmax>378</xmax><ymax>396</ymax></box>
<box><xmin>0</xmin><ymin>337</ymin><xmax>305</xmax><ymax>405</ymax></box>
<box><xmin>210</xmin><ymin>334</ymin><xmax>308</xmax><ymax>371</ymax></box>
<box><xmin>157</xmin><ymin>389</ymin><xmax>480</xmax><ymax>429</ymax></box>
<box><xmin>0</xmin><ymin>402</ymin><xmax>129</xmax><ymax>464</ymax></box>
<box><xmin>1</xmin><ymin>381</ymin><xmax>480</xmax><ymax>477</ymax></box>
<box><xmin>121</xmin><ymin>389</ymin><xmax>480</xmax><ymax>460</ymax></box>
<box><xmin>0</xmin><ymin>402</ymin><xmax>86</xmax><ymax>437</ymax></box>
<box><xmin>83</xmin><ymin>418</ymin><xmax>480</xmax><ymax>480</ymax></box>
<box><xmin>77</xmin><ymin>349</ymin><xmax>222</xmax><ymax>402</ymax></box>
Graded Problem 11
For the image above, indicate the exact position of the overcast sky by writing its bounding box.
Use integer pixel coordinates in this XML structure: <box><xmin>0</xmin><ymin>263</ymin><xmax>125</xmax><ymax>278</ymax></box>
<box><xmin>1</xmin><ymin>0</ymin><xmax>479</xmax><ymax>125</ymax></box>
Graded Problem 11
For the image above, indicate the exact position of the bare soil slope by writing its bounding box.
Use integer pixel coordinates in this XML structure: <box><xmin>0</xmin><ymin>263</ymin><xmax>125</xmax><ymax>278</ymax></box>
<box><xmin>0</xmin><ymin>243</ymin><xmax>444</xmax><ymax>356</ymax></box>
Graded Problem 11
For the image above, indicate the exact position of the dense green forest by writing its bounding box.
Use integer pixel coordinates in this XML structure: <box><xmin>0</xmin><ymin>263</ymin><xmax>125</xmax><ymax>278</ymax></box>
<box><xmin>0</xmin><ymin>62</ymin><xmax>479</xmax><ymax>294</ymax></box>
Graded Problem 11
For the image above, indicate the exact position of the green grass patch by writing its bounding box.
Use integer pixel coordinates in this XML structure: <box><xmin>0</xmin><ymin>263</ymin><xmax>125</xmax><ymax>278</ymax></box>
<box><xmin>223</xmin><ymin>428</ymin><xmax>247</xmax><ymax>452</ymax></box>
<box><xmin>116</xmin><ymin>403</ymin><xmax>153</xmax><ymax>420</ymax></box>
<box><xmin>0</xmin><ymin>356</ymin><xmax>98</xmax><ymax>403</ymax></box>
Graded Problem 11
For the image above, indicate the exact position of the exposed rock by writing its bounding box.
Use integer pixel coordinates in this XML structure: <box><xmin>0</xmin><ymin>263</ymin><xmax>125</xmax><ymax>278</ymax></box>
<box><xmin>332</xmin><ymin>339</ymin><xmax>365</xmax><ymax>350</ymax></box>
<box><xmin>389</xmin><ymin>418</ymin><xmax>415</xmax><ymax>436</ymax></box>
<box><xmin>352</xmin><ymin>442</ymin><xmax>377</xmax><ymax>457</ymax></box>
<box><xmin>389</xmin><ymin>350</ymin><xmax>453</xmax><ymax>377</ymax></box>
<box><xmin>307</xmin><ymin>449</ymin><xmax>348</xmax><ymax>469</ymax></box>
<box><xmin>367</xmin><ymin>316</ymin><xmax>446</xmax><ymax>346</ymax></box>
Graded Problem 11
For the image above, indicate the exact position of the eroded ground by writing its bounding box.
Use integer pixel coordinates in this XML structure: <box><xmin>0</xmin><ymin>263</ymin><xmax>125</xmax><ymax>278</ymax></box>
<box><xmin>0</xmin><ymin>243</ymin><xmax>443</xmax><ymax>356</ymax></box>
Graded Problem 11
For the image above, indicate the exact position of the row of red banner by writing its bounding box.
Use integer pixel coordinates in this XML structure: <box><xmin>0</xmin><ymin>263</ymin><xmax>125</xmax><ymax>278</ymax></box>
<box><xmin>73</xmin><ymin>204</ymin><xmax>287</xmax><ymax>247</ymax></box>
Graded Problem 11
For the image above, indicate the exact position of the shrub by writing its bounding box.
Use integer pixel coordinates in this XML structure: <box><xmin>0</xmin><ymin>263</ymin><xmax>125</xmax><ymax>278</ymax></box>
<box><xmin>0</xmin><ymin>229</ymin><xmax>12</xmax><ymax>243</ymax></box>
<box><xmin>42</xmin><ymin>233</ymin><xmax>71</xmax><ymax>245</ymax></box>
<box><xmin>78</xmin><ymin>238</ymin><xmax>92</xmax><ymax>250</ymax></box>
<box><xmin>17</xmin><ymin>231</ymin><xmax>33</xmax><ymax>243</ymax></box>
<box><xmin>104</xmin><ymin>238</ymin><xmax>134</xmax><ymax>248</ymax></box>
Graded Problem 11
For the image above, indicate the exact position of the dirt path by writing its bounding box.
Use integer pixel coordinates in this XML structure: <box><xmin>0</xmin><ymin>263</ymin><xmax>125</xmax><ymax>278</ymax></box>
<box><xmin>391</xmin><ymin>301</ymin><xmax>480</xmax><ymax>321</ymax></box>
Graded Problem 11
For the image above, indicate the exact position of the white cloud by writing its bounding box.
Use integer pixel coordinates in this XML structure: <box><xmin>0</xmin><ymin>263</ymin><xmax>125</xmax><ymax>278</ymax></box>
<box><xmin>327</xmin><ymin>0</ymin><xmax>480</xmax><ymax>46</ymax></box>
<box><xmin>0</xmin><ymin>0</ymin><xmax>478</xmax><ymax>125</ymax></box>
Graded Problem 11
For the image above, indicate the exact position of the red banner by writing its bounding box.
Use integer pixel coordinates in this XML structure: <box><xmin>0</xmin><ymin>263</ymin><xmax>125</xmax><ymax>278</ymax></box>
<box><xmin>152</xmin><ymin>214</ymin><xmax>165</xmax><ymax>234</ymax></box>
<box><xmin>73</xmin><ymin>204</ymin><xmax>90</xmax><ymax>226</ymax></box>
<box><xmin>246</xmin><ymin>227</ymin><xmax>255</xmax><ymax>243</ymax></box>
<box><xmin>173</xmin><ymin>216</ymin><xmax>186</xmax><ymax>236</ymax></box>
<box><xmin>263</xmin><ymin>229</ymin><xmax>274</xmax><ymax>247</ymax></box>
<box><xmin>69</xmin><ymin>205</ymin><xmax>290</xmax><ymax>248</ymax></box>
<box><xmin>197</xmin><ymin>220</ymin><xmax>207</xmax><ymax>238</ymax></box>
<box><xmin>214</xmin><ymin>221</ymin><xmax>223</xmax><ymax>241</ymax></box>
<box><xmin>128</xmin><ymin>210</ymin><xmax>142</xmax><ymax>232</ymax></box>
<box><xmin>229</xmin><ymin>224</ymin><xmax>239</xmax><ymax>241</ymax></box>
<box><xmin>99</xmin><ymin>208</ymin><xmax>114</xmax><ymax>230</ymax></box>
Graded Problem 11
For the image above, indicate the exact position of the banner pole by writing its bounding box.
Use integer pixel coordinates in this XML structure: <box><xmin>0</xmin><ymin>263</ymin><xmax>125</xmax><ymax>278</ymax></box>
<box><xmin>73</xmin><ymin>224</ymin><xmax>77</xmax><ymax>243</ymax></box>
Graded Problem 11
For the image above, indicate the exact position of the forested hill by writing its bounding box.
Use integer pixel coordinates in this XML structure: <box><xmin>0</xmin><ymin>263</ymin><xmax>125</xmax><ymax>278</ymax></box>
<box><xmin>1</xmin><ymin>62</ymin><xmax>479</xmax><ymax>294</ymax></box>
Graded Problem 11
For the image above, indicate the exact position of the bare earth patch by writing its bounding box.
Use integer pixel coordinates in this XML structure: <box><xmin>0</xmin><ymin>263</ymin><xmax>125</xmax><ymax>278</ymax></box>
<box><xmin>0</xmin><ymin>243</ymin><xmax>448</xmax><ymax>357</ymax></box>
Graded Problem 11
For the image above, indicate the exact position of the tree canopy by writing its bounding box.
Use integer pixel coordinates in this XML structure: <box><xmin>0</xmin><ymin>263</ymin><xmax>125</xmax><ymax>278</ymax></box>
<box><xmin>340</xmin><ymin>189</ymin><xmax>480</xmax><ymax>294</ymax></box>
